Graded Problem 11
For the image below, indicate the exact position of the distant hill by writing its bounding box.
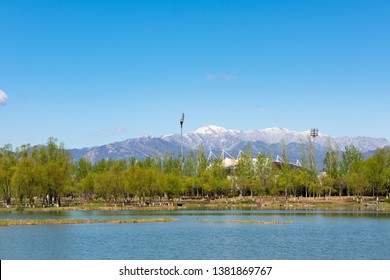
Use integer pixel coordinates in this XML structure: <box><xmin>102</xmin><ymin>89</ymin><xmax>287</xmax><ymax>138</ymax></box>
<box><xmin>69</xmin><ymin>125</ymin><xmax>390</xmax><ymax>170</ymax></box>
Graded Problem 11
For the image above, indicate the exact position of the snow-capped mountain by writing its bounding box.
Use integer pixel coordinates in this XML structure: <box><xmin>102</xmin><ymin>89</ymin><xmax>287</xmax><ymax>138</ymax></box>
<box><xmin>162</xmin><ymin>125</ymin><xmax>389</xmax><ymax>153</ymax></box>
<box><xmin>70</xmin><ymin>125</ymin><xmax>390</xmax><ymax>169</ymax></box>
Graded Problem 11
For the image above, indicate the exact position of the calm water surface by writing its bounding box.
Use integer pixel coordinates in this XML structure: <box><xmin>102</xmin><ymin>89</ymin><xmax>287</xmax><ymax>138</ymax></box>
<box><xmin>0</xmin><ymin>210</ymin><xmax>389</xmax><ymax>260</ymax></box>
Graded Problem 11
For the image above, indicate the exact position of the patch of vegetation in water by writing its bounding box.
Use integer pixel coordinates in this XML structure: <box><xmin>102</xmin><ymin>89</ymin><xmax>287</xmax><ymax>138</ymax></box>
<box><xmin>0</xmin><ymin>218</ymin><xmax>175</xmax><ymax>227</ymax></box>
<box><xmin>228</xmin><ymin>220</ymin><xmax>293</xmax><ymax>225</ymax></box>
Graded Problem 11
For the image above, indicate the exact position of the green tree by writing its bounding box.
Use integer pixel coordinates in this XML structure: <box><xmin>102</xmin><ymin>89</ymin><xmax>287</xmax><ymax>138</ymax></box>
<box><xmin>364</xmin><ymin>148</ymin><xmax>387</xmax><ymax>197</ymax></box>
<box><xmin>340</xmin><ymin>145</ymin><xmax>363</xmax><ymax>174</ymax></box>
<box><xmin>323</xmin><ymin>138</ymin><xmax>340</xmax><ymax>179</ymax></box>
<box><xmin>94</xmin><ymin>171</ymin><xmax>111</xmax><ymax>201</ymax></box>
<box><xmin>292</xmin><ymin>168</ymin><xmax>310</xmax><ymax>197</ymax></box>
<box><xmin>308</xmin><ymin>137</ymin><xmax>318</xmax><ymax>197</ymax></box>
<box><xmin>254</xmin><ymin>153</ymin><xmax>272</xmax><ymax>196</ymax></box>
<box><xmin>79</xmin><ymin>173</ymin><xmax>96</xmax><ymax>200</ymax></box>
<box><xmin>279</xmin><ymin>140</ymin><xmax>292</xmax><ymax>197</ymax></box>
<box><xmin>162</xmin><ymin>153</ymin><xmax>181</xmax><ymax>175</ymax></box>
<box><xmin>93</xmin><ymin>158</ymin><xmax>115</xmax><ymax>173</ymax></box>
<box><xmin>163</xmin><ymin>172</ymin><xmax>182</xmax><ymax>201</ymax></box>
<box><xmin>11</xmin><ymin>157</ymin><xmax>41</xmax><ymax>205</ymax></box>
<box><xmin>123</xmin><ymin>164</ymin><xmax>139</xmax><ymax>201</ymax></box>
<box><xmin>195</xmin><ymin>145</ymin><xmax>208</xmax><ymax>197</ymax></box>
<box><xmin>208</xmin><ymin>158</ymin><xmax>229</xmax><ymax>197</ymax></box>
<box><xmin>107</xmin><ymin>161</ymin><xmax>127</xmax><ymax>203</ymax></box>
<box><xmin>74</xmin><ymin>158</ymin><xmax>93</xmax><ymax>182</ymax></box>
<box><xmin>340</xmin><ymin>145</ymin><xmax>363</xmax><ymax>196</ymax></box>
<box><xmin>300</xmin><ymin>138</ymin><xmax>319</xmax><ymax>198</ymax></box>
<box><xmin>183</xmin><ymin>150</ymin><xmax>197</xmax><ymax>196</ymax></box>
<box><xmin>0</xmin><ymin>144</ymin><xmax>16</xmax><ymax>205</ymax></box>
<box><xmin>343</xmin><ymin>172</ymin><xmax>368</xmax><ymax>197</ymax></box>
<box><xmin>318</xmin><ymin>172</ymin><xmax>336</xmax><ymax>198</ymax></box>
<box><xmin>41</xmin><ymin>138</ymin><xmax>72</xmax><ymax>206</ymax></box>
<box><xmin>236</xmin><ymin>146</ymin><xmax>255</xmax><ymax>196</ymax></box>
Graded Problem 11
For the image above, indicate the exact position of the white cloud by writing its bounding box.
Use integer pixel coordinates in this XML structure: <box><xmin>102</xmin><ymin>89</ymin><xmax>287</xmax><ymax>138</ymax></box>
<box><xmin>207</xmin><ymin>73</ymin><xmax>237</xmax><ymax>80</ymax></box>
<box><xmin>0</xmin><ymin>90</ymin><xmax>8</xmax><ymax>105</ymax></box>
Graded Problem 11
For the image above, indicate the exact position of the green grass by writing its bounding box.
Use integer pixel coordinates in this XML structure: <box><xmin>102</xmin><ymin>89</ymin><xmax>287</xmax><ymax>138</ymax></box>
<box><xmin>235</xmin><ymin>200</ymin><xmax>256</xmax><ymax>205</ymax></box>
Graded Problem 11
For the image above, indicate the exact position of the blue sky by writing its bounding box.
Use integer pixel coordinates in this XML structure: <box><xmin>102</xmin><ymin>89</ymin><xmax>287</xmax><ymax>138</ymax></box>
<box><xmin>1</xmin><ymin>0</ymin><xmax>389</xmax><ymax>149</ymax></box>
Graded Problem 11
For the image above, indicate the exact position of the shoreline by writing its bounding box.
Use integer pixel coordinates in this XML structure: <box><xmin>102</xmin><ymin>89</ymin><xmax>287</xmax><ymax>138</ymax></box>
<box><xmin>1</xmin><ymin>196</ymin><xmax>390</xmax><ymax>212</ymax></box>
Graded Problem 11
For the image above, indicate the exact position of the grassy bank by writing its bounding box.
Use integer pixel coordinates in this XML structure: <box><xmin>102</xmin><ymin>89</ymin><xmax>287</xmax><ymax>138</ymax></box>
<box><xmin>1</xmin><ymin>196</ymin><xmax>390</xmax><ymax>212</ymax></box>
<box><xmin>0</xmin><ymin>218</ymin><xmax>175</xmax><ymax>227</ymax></box>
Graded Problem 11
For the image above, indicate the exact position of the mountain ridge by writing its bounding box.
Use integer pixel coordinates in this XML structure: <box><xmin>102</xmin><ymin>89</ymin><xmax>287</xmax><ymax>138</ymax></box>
<box><xmin>69</xmin><ymin>125</ymin><xmax>390</xmax><ymax>168</ymax></box>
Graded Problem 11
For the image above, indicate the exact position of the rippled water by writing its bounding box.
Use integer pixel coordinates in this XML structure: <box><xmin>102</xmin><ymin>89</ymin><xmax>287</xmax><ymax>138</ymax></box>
<box><xmin>0</xmin><ymin>210</ymin><xmax>389</xmax><ymax>260</ymax></box>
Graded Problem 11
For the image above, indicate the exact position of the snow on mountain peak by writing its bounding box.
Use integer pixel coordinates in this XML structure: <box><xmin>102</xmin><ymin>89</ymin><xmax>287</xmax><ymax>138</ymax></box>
<box><xmin>194</xmin><ymin>125</ymin><xmax>230</xmax><ymax>134</ymax></box>
<box><xmin>261</xmin><ymin>127</ymin><xmax>293</xmax><ymax>134</ymax></box>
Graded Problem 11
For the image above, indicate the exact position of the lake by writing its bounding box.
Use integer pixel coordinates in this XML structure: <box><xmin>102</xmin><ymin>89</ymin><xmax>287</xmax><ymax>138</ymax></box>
<box><xmin>0</xmin><ymin>210</ymin><xmax>389</xmax><ymax>260</ymax></box>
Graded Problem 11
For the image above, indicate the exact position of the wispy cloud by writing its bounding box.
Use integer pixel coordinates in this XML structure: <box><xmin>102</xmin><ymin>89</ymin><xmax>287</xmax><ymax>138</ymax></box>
<box><xmin>258</xmin><ymin>107</ymin><xmax>270</xmax><ymax>113</ymax></box>
<box><xmin>207</xmin><ymin>73</ymin><xmax>238</xmax><ymax>81</ymax></box>
<box><xmin>0</xmin><ymin>90</ymin><xmax>8</xmax><ymax>106</ymax></box>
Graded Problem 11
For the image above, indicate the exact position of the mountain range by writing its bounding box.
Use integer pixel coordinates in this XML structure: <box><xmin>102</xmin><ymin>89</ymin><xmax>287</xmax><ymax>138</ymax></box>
<box><xmin>69</xmin><ymin>125</ymin><xmax>390</xmax><ymax>170</ymax></box>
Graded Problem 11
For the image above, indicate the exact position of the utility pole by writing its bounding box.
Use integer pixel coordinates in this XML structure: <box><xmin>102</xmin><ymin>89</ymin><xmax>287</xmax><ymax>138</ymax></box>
<box><xmin>309</xmin><ymin>128</ymin><xmax>319</xmax><ymax>199</ymax></box>
<box><xmin>310</xmin><ymin>128</ymin><xmax>319</xmax><ymax>139</ymax></box>
<box><xmin>180</xmin><ymin>113</ymin><xmax>185</xmax><ymax>171</ymax></box>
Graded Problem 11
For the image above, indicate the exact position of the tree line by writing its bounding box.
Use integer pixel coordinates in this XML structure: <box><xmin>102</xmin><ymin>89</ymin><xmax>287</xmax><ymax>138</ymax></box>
<box><xmin>1</xmin><ymin>137</ymin><xmax>390</xmax><ymax>206</ymax></box>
